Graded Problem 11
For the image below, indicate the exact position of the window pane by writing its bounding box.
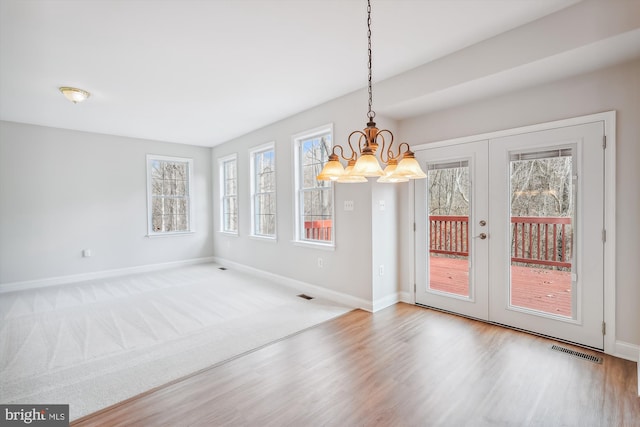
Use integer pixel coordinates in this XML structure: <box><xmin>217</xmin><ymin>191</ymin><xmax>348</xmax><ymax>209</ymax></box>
<box><xmin>302</xmin><ymin>165</ymin><xmax>317</xmax><ymax>189</ymax></box>
<box><xmin>151</xmin><ymin>178</ymin><xmax>163</xmax><ymax>196</ymax></box>
<box><xmin>509</xmin><ymin>150</ymin><xmax>575</xmax><ymax>318</ymax></box>
<box><xmin>223</xmin><ymin>195</ymin><xmax>238</xmax><ymax>232</ymax></box>
<box><xmin>221</xmin><ymin>156</ymin><xmax>238</xmax><ymax>233</ymax></box>
<box><xmin>163</xmin><ymin>163</ymin><xmax>175</xmax><ymax>180</ymax></box>
<box><xmin>164</xmin><ymin>180</ymin><xmax>175</xmax><ymax>195</ymax></box>
<box><xmin>251</xmin><ymin>147</ymin><xmax>276</xmax><ymax>237</ymax></box>
<box><xmin>152</xmin><ymin>212</ymin><xmax>162</xmax><ymax>232</ymax></box>
<box><xmin>296</xmin><ymin>130</ymin><xmax>332</xmax><ymax>243</ymax></box>
<box><xmin>151</xmin><ymin>161</ymin><xmax>163</xmax><ymax>179</ymax></box>
<box><xmin>148</xmin><ymin>156</ymin><xmax>192</xmax><ymax>234</ymax></box>
<box><xmin>176</xmin><ymin>214</ymin><xmax>188</xmax><ymax>230</ymax></box>
<box><xmin>175</xmin><ymin>180</ymin><xmax>187</xmax><ymax>196</ymax></box>
<box><xmin>177</xmin><ymin>198</ymin><xmax>188</xmax><ymax>215</ymax></box>
<box><xmin>165</xmin><ymin>197</ymin><xmax>177</xmax><ymax>214</ymax></box>
<box><xmin>302</xmin><ymin>189</ymin><xmax>332</xmax><ymax>218</ymax></box>
<box><xmin>427</xmin><ymin>163</ymin><xmax>471</xmax><ymax>298</ymax></box>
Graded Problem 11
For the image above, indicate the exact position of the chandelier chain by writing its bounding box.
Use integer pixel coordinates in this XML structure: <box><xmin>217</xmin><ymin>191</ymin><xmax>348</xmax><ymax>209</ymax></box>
<box><xmin>367</xmin><ymin>0</ymin><xmax>375</xmax><ymax>120</ymax></box>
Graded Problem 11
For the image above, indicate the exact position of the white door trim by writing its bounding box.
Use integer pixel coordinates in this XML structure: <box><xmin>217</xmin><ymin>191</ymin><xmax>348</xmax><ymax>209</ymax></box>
<box><xmin>410</xmin><ymin>111</ymin><xmax>616</xmax><ymax>355</ymax></box>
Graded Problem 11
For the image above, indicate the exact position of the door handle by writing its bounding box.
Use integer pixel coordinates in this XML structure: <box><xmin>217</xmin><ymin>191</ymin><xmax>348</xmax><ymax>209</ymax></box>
<box><xmin>476</xmin><ymin>233</ymin><xmax>487</xmax><ymax>240</ymax></box>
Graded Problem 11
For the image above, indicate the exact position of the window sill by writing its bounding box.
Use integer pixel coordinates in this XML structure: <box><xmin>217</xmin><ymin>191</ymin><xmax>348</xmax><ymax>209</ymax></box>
<box><xmin>146</xmin><ymin>231</ymin><xmax>195</xmax><ymax>238</ymax></box>
<box><xmin>292</xmin><ymin>240</ymin><xmax>335</xmax><ymax>251</ymax></box>
<box><xmin>218</xmin><ymin>231</ymin><xmax>239</xmax><ymax>237</ymax></box>
<box><xmin>250</xmin><ymin>235</ymin><xmax>278</xmax><ymax>243</ymax></box>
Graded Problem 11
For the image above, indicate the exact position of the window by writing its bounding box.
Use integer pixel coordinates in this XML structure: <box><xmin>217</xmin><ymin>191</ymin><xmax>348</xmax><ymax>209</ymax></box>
<box><xmin>250</xmin><ymin>143</ymin><xmax>276</xmax><ymax>238</ymax></box>
<box><xmin>219</xmin><ymin>154</ymin><xmax>238</xmax><ymax>233</ymax></box>
<box><xmin>146</xmin><ymin>155</ymin><xmax>194</xmax><ymax>235</ymax></box>
<box><xmin>293</xmin><ymin>125</ymin><xmax>334</xmax><ymax>245</ymax></box>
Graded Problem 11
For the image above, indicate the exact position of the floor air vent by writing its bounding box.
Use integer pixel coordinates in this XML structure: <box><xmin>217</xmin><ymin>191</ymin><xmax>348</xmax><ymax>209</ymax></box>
<box><xmin>551</xmin><ymin>345</ymin><xmax>603</xmax><ymax>364</ymax></box>
<box><xmin>297</xmin><ymin>294</ymin><xmax>314</xmax><ymax>300</ymax></box>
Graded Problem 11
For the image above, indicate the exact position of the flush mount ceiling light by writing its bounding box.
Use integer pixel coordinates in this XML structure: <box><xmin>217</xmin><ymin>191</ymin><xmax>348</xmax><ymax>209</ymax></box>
<box><xmin>317</xmin><ymin>0</ymin><xmax>426</xmax><ymax>184</ymax></box>
<box><xmin>59</xmin><ymin>86</ymin><xmax>90</xmax><ymax>104</ymax></box>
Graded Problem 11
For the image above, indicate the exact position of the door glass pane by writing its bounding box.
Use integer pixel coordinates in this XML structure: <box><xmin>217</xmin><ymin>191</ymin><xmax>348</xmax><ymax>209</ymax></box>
<box><xmin>427</xmin><ymin>161</ymin><xmax>470</xmax><ymax>297</ymax></box>
<box><xmin>509</xmin><ymin>148</ymin><xmax>575</xmax><ymax>318</ymax></box>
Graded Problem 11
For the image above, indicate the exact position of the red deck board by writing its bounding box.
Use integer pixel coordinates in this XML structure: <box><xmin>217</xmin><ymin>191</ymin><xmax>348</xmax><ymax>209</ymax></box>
<box><xmin>428</xmin><ymin>256</ymin><xmax>572</xmax><ymax>317</ymax></box>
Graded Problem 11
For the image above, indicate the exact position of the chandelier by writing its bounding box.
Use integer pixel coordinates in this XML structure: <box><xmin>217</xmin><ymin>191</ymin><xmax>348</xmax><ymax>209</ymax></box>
<box><xmin>317</xmin><ymin>0</ymin><xmax>426</xmax><ymax>184</ymax></box>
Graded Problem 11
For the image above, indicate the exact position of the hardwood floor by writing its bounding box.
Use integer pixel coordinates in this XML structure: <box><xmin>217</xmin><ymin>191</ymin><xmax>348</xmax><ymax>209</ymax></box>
<box><xmin>73</xmin><ymin>303</ymin><xmax>639</xmax><ymax>427</ymax></box>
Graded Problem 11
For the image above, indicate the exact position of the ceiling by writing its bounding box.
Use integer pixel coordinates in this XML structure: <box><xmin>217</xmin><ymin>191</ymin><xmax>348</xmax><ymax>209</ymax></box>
<box><xmin>0</xmin><ymin>0</ymin><xmax>586</xmax><ymax>147</ymax></box>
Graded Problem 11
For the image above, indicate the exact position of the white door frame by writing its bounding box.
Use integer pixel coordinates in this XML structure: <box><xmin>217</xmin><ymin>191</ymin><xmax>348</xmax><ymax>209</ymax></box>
<box><xmin>408</xmin><ymin>111</ymin><xmax>616</xmax><ymax>355</ymax></box>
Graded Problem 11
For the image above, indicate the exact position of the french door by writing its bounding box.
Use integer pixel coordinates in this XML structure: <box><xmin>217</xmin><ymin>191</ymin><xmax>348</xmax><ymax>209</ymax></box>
<box><xmin>414</xmin><ymin>140</ymin><xmax>489</xmax><ymax>320</ymax></box>
<box><xmin>415</xmin><ymin>122</ymin><xmax>605</xmax><ymax>349</ymax></box>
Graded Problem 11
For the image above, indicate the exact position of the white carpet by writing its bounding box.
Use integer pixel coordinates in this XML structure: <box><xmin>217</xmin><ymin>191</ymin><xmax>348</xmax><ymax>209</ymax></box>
<box><xmin>0</xmin><ymin>264</ymin><xmax>351</xmax><ymax>421</ymax></box>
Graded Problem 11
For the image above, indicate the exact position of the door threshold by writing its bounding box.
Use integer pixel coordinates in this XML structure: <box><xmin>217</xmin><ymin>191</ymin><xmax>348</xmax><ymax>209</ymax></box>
<box><xmin>414</xmin><ymin>303</ymin><xmax>603</xmax><ymax>353</ymax></box>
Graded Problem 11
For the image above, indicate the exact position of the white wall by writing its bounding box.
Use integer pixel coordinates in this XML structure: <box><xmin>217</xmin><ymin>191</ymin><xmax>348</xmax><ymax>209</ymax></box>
<box><xmin>0</xmin><ymin>122</ymin><xmax>213</xmax><ymax>284</ymax></box>
<box><xmin>398</xmin><ymin>58</ymin><xmax>640</xmax><ymax>346</ymax></box>
<box><xmin>211</xmin><ymin>91</ymin><xmax>404</xmax><ymax>308</ymax></box>
<box><xmin>371</xmin><ymin>182</ymin><xmax>402</xmax><ymax>310</ymax></box>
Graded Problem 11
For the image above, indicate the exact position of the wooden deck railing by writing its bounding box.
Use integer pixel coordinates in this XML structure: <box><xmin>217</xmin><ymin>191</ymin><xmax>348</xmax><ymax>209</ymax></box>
<box><xmin>302</xmin><ymin>215</ymin><xmax>573</xmax><ymax>269</ymax></box>
<box><xmin>304</xmin><ymin>220</ymin><xmax>332</xmax><ymax>241</ymax></box>
<box><xmin>429</xmin><ymin>215</ymin><xmax>469</xmax><ymax>256</ymax></box>
<box><xmin>430</xmin><ymin>215</ymin><xmax>572</xmax><ymax>269</ymax></box>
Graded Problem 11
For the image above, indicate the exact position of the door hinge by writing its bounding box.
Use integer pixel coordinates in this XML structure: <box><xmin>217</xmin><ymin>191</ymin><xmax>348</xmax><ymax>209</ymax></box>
<box><xmin>414</xmin><ymin>283</ymin><xmax>417</xmax><ymax>293</ymax></box>
<box><xmin>413</xmin><ymin>222</ymin><xmax>416</xmax><ymax>232</ymax></box>
<box><xmin>602</xmin><ymin>321</ymin><xmax>606</xmax><ymax>335</ymax></box>
<box><xmin>603</xmin><ymin>135</ymin><xmax>607</xmax><ymax>149</ymax></box>
<box><xmin>602</xmin><ymin>229</ymin><xmax>606</xmax><ymax>242</ymax></box>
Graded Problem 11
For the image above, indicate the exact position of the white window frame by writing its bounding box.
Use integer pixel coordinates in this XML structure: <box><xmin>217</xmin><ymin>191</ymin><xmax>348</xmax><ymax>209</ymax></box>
<box><xmin>146</xmin><ymin>154</ymin><xmax>194</xmax><ymax>237</ymax></box>
<box><xmin>219</xmin><ymin>154</ymin><xmax>238</xmax><ymax>234</ymax></box>
<box><xmin>292</xmin><ymin>124</ymin><xmax>335</xmax><ymax>247</ymax></box>
<box><xmin>250</xmin><ymin>142</ymin><xmax>277</xmax><ymax>239</ymax></box>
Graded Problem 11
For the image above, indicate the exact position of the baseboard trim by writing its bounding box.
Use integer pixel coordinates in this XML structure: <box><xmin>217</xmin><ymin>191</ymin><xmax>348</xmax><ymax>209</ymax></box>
<box><xmin>372</xmin><ymin>293</ymin><xmax>401</xmax><ymax>312</ymax></box>
<box><xmin>398</xmin><ymin>291</ymin><xmax>412</xmax><ymax>304</ymax></box>
<box><xmin>0</xmin><ymin>256</ymin><xmax>217</xmax><ymax>293</ymax></box>
<box><xmin>212</xmin><ymin>257</ymin><xmax>370</xmax><ymax>311</ymax></box>
<box><xmin>613</xmin><ymin>340</ymin><xmax>639</xmax><ymax>362</ymax></box>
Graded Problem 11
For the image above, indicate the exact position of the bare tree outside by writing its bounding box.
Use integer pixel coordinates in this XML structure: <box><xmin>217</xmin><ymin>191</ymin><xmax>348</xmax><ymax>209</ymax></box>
<box><xmin>510</xmin><ymin>154</ymin><xmax>573</xmax><ymax>217</ymax></box>
<box><xmin>150</xmin><ymin>159</ymin><xmax>190</xmax><ymax>233</ymax></box>
<box><xmin>253</xmin><ymin>148</ymin><xmax>276</xmax><ymax>236</ymax></box>
<box><xmin>222</xmin><ymin>158</ymin><xmax>238</xmax><ymax>233</ymax></box>
<box><xmin>298</xmin><ymin>132</ymin><xmax>333</xmax><ymax>242</ymax></box>
<box><xmin>428</xmin><ymin>163</ymin><xmax>469</xmax><ymax>215</ymax></box>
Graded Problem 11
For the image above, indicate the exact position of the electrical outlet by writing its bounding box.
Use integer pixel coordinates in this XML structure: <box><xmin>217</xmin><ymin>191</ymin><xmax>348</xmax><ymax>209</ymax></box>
<box><xmin>82</xmin><ymin>249</ymin><xmax>92</xmax><ymax>257</ymax></box>
<box><xmin>317</xmin><ymin>257</ymin><xmax>324</xmax><ymax>268</ymax></box>
<box><xmin>379</xmin><ymin>265</ymin><xmax>384</xmax><ymax>276</ymax></box>
<box><xmin>379</xmin><ymin>200</ymin><xmax>385</xmax><ymax>211</ymax></box>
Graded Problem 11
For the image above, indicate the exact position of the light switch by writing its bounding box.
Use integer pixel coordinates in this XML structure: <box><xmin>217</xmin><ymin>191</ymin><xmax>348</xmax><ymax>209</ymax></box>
<box><xmin>344</xmin><ymin>200</ymin><xmax>354</xmax><ymax>211</ymax></box>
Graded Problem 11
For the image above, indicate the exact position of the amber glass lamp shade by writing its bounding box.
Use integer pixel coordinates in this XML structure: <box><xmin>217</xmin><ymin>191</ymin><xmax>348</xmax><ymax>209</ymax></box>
<box><xmin>377</xmin><ymin>160</ymin><xmax>409</xmax><ymax>183</ymax></box>
<box><xmin>316</xmin><ymin>155</ymin><xmax>345</xmax><ymax>181</ymax></box>
<box><xmin>351</xmin><ymin>152</ymin><xmax>384</xmax><ymax>177</ymax></box>
<box><xmin>338</xmin><ymin>160</ymin><xmax>368</xmax><ymax>183</ymax></box>
<box><xmin>391</xmin><ymin>153</ymin><xmax>427</xmax><ymax>179</ymax></box>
